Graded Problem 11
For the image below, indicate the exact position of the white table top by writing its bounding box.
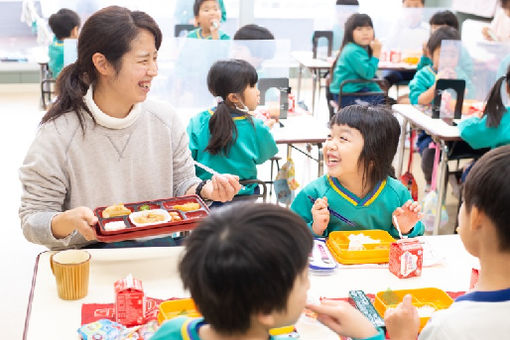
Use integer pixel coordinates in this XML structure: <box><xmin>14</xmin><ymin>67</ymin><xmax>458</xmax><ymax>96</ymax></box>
<box><xmin>392</xmin><ymin>104</ymin><xmax>461</xmax><ymax>141</ymax></box>
<box><xmin>272</xmin><ymin>114</ymin><xmax>329</xmax><ymax>145</ymax></box>
<box><xmin>24</xmin><ymin>235</ymin><xmax>476</xmax><ymax>339</ymax></box>
<box><xmin>291</xmin><ymin>51</ymin><xmax>333</xmax><ymax>70</ymax></box>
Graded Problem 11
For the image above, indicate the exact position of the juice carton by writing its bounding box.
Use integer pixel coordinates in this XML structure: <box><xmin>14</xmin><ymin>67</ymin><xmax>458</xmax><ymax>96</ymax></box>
<box><xmin>114</xmin><ymin>274</ymin><xmax>146</xmax><ymax>326</ymax></box>
<box><xmin>470</xmin><ymin>261</ymin><xmax>480</xmax><ymax>290</ymax></box>
<box><xmin>390</xmin><ymin>49</ymin><xmax>402</xmax><ymax>64</ymax></box>
<box><xmin>389</xmin><ymin>239</ymin><xmax>423</xmax><ymax>279</ymax></box>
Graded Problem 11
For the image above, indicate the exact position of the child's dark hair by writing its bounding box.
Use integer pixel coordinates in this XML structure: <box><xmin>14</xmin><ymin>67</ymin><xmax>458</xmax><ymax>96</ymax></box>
<box><xmin>402</xmin><ymin>0</ymin><xmax>425</xmax><ymax>4</ymax></box>
<box><xmin>234</xmin><ymin>24</ymin><xmax>274</xmax><ymax>40</ymax></box>
<box><xmin>179</xmin><ymin>202</ymin><xmax>313</xmax><ymax>334</ymax></box>
<box><xmin>206</xmin><ymin>59</ymin><xmax>258</xmax><ymax>155</ymax></box>
<box><xmin>429</xmin><ymin>10</ymin><xmax>459</xmax><ymax>30</ymax></box>
<box><xmin>330</xmin><ymin>105</ymin><xmax>401</xmax><ymax>189</ymax></box>
<box><xmin>426</xmin><ymin>26</ymin><xmax>460</xmax><ymax>55</ymax></box>
<box><xmin>41</xmin><ymin>6</ymin><xmax>162</xmax><ymax>130</ymax></box>
<box><xmin>336</xmin><ymin>0</ymin><xmax>359</xmax><ymax>5</ymax></box>
<box><xmin>193</xmin><ymin>0</ymin><xmax>219</xmax><ymax>16</ymax></box>
<box><xmin>330</xmin><ymin>13</ymin><xmax>374</xmax><ymax>77</ymax></box>
<box><xmin>48</xmin><ymin>8</ymin><xmax>81</xmax><ymax>41</ymax></box>
<box><xmin>501</xmin><ymin>0</ymin><xmax>510</xmax><ymax>9</ymax></box>
<box><xmin>481</xmin><ymin>64</ymin><xmax>510</xmax><ymax>127</ymax></box>
<box><xmin>464</xmin><ymin>145</ymin><xmax>510</xmax><ymax>250</ymax></box>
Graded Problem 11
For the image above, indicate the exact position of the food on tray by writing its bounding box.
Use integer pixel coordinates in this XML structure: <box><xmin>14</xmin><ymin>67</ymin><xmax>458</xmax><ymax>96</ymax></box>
<box><xmin>104</xmin><ymin>220</ymin><xmax>127</xmax><ymax>231</ymax></box>
<box><xmin>172</xmin><ymin>202</ymin><xmax>200</xmax><ymax>211</ymax></box>
<box><xmin>417</xmin><ymin>305</ymin><xmax>436</xmax><ymax>317</ymax></box>
<box><xmin>347</xmin><ymin>233</ymin><xmax>381</xmax><ymax>250</ymax></box>
<box><xmin>102</xmin><ymin>204</ymin><xmax>131</xmax><ymax>218</ymax></box>
<box><xmin>139</xmin><ymin>204</ymin><xmax>150</xmax><ymax>211</ymax></box>
<box><xmin>133</xmin><ymin>211</ymin><xmax>167</xmax><ymax>224</ymax></box>
<box><xmin>169</xmin><ymin>211</ymin><xmax>182</xmax><ymax>221</ymax></box>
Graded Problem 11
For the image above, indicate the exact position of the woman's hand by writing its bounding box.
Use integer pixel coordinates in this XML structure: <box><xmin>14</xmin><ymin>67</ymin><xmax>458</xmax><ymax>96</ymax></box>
<box><xmin>201</xmin><ymin>174</ymin><xmax>241</xmax><ymax>202</ymax></box>
<box><xmin>384</xmin><ymin>294</ymin><xmax>420</xmax><ymax>340</ymax></box>
<box><xmin>311</xmin><ymin>197</ymin><xmax>330</xmax><ymax>236</ymax></box>
<box><xmin>393</xmin><ymin>200</ymin><xmax>423</xmax><ymax>234</ymax></box>
<box><xmin>306</xmin><ymin>300</ymin><xmax>380</xmax><ymax>339</ymax></box>
<box><xmin>51</xmin><ymin>207</ymin><xmax>98</xmax><ymax>241</ymax></box>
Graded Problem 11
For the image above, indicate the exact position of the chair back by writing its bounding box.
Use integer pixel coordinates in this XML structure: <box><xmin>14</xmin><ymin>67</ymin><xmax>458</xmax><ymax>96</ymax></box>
<box><xmin>258</xmin><ymin>77</ymin><xmax>290</xmax><ymax>119</ymax></box>
<box><xmin>233</xmin><ymin>179</ymin><xmax>268</xmax><ymax>203</ymax></box>
<box><xmin>312</xmin><ymin>30</ymin><xmax>333</xmax><ymax>59</ymax></box>
<box><xmin>174</xmin><ymin>24</ymin><xmax>195</xmax><ymax>37</ymax></box>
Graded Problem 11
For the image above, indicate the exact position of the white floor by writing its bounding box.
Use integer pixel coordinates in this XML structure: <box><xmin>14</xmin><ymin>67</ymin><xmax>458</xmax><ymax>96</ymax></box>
<box><xmin>0</xmin><ymin>76</ymin><xmax>460</xmax><ymax>338</ymax></box>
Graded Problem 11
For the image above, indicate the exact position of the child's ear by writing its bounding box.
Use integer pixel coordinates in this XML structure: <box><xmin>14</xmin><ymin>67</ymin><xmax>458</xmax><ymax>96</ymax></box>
<box><xmin>227</xmin><ymin>93</ymin><xmax>240</xmax><ymax>105</ymax></box>
<box><xmin>469</xmin><ymin>206</ymin><xmax>483</xmax><ymax>232</ymax></box>
<box><xmin>255</xmin><ymin>312</ymin><xmax>276</xmax><ymax>329</ymax></box>
<box><xmin>71</xmin><ymin>26</ymin><xmax>79</xmax><ymax>39</ymax></box>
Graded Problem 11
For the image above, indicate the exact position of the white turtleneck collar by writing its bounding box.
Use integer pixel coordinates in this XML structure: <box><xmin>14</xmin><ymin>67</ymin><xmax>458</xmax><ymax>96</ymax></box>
<box><xmin>84</xmin><ymin>85</ymin><xmax>141</xmax><ymax>129</ymax></box>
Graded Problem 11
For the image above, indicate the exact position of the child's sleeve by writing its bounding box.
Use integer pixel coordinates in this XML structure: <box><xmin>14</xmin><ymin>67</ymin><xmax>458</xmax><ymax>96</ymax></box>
<box><xmin>290</xmin><ymin>188</ymin><xmax>325</xmax><ymax>237</ymax></box>
<box><xmin>409</xmin><ymin>69</ymin><xmax>434</xmax><ymax>105</ymax></box>
<box><xmin>255</xmin><ymin>120</ymin><xmax>278</xmax><ymax>164</ymax></box>
<box><xmin>416</xmin><ymin>55</ymin><xmax>432</xmax><ymax>71</ymax></box>
<box><xmin>458</xmin><ymin>115</ymin><xmax>503</xmax><ymax>150</ymax></box>
<box><xmin>345</xmin><ymin>48</ymin><xmax>379</xmax><ymax>80</ymax></box>
<box><xmin>150</xmin><ymin>316</ymin><xmax>188</xmax><ymax>340</ymax></box>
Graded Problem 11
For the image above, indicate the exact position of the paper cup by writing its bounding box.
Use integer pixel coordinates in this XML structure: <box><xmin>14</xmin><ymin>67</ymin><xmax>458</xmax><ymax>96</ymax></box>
<box><xmin>50</xmin><ymin>249</ymin><xmax>91</xmax><ymax>300</ymax></box>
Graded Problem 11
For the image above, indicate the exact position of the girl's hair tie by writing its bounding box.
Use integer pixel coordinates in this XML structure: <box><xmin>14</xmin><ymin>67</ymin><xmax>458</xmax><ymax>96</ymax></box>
<box><xmin>216</xmin><ymin>96</ymin><xmax>224</xmax><ymax>104</ymax></box>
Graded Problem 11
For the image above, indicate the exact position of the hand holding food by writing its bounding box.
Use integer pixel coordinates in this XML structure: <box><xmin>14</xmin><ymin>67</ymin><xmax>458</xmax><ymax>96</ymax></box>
<box><xmin>200</xmin><ymin>174</ymin><xmax>241</xmax><ymax>202</ymax></box>
<box><xmin>384</xmin><ymin>294</ymin><xmax>420</xmax><ymax>340</ymax></box>
<box><xmin>51</xmin><ymin>206</ymin><xmax>98</xmax><ymax>241</ymax></box>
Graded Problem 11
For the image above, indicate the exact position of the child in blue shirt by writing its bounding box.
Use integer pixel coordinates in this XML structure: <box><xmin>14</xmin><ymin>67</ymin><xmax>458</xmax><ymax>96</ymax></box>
<box><xmin>151</xmin><ymin>203</ymin><xmax>384</xmax><ymax>340</ymax></box>
<box><xmin>48</xmin><ymin>9</ymin><xmax>80</xmax><ymax>78</ymax></box>
<box><xmin>291</xmin><ymin>105</ymin><xmax>424</xmax><ymax>239</ymax></box>
<box><xmin>328</xmin><ymin>13</ymin><xmax>384</xmax><ymax>109</ymax></box>
<box><xmin>385</xmin><ymin>146</ymin><xmax>510</xmax><ymax>340</ymax></box>
<box><xmin>187</xmin><ymin>0</ymin><xmax>230</xmax><ymax>40</ymax></box>
<box><xmin>187</xmin><ymin>59</ymin><xmax>278</xmax><ymax>197</ymax></box>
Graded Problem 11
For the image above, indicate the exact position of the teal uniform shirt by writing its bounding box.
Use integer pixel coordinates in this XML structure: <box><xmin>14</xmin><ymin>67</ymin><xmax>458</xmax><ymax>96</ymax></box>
<box><xmin>48</xmin><ymin>36</ymin><xmax>64</xmax><ymax>78</ymax></box>
<box><xmin>187</xmin><ymin>28</ymin><xmax>230</xmax><ymax>40</ymax></box>
<box><xmin>187</xmin><ymin>108</ymin><xmax>278</xmax><ymax>195</ymax></box>
<box><xmin>459</xmin><ymin>107</ymin><xmax>510</xmax><ymax>149</ymax></box>
<box><xmin>290</xmin><ymin>175</ymin><xmax>424</xmax><ymax>239</ymax></box>
<box><xmin>329</xmin><ymin>42</ymin><xmax>381</xmax><ymax>94</ymax></box>
<box><xmin>151</xmin><ymin>316</ymin><xmax>385</xmax><ymax>340</ymax></box>
<box><xmin>409</xmin><ymin>66</ymin><xmax>436</xmax><ymax>105</ymax></box>
<box><xmin>416</xmin><ymin>55</ymin><xmax>432</xmax><ymax>71</ymax></box>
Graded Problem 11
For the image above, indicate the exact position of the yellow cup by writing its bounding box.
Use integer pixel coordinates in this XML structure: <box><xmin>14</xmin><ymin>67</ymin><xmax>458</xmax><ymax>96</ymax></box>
<box><xmin>50</xmin><ymin>249</ymin><xmax>91</xmax><ymax>300</ymax></box>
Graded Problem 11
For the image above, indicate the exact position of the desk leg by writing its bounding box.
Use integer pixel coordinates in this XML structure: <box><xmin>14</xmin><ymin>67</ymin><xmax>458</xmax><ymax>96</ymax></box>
<box><xmin>433</xmin><ymin>141</ymin><xmax>449</xmax><ymax>235</ymax></box>
<box><xmin>311</xmin><ymin>70</ymin><xmax>317</xmax><ymax>114</ymax></box>
<box><xmin>317</xmin><ymin>143</ymin><xmax>324</xmax><ymax>177</ymax></box>
<box><xmin>297</xmin><ymin>65</ymin><xmax>303</xmax><ymax>102</ymax></box>
<box><xmin>396</xmin><ymin>117</ymin><xmax>409</xmax><ymax>178</ymax></box>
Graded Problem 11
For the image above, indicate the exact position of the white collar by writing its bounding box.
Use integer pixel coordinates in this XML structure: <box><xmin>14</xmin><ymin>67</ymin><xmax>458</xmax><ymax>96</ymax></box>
<box><xmin>84</xmin><ymin>85</ymin><xmax>141</xmax><ymax>129</ymax></box>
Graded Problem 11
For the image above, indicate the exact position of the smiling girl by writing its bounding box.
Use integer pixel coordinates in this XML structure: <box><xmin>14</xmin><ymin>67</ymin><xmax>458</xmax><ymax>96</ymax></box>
<box><xmin>291</xmin><ymin>105</ymin><xmax>424</xmax><ymax>239</ymax></box>
<box><xmin>19</xmin><ymin>6</ymin><xmax>240</xmax><ymax>250</ymax></box>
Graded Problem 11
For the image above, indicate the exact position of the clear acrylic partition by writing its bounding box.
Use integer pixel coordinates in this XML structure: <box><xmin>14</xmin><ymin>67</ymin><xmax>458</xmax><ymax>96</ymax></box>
<box><xmin>315</xmin><ymin>5</ymin><xmax>360</xmax><ymax>53</ymax></box>
<box><xmin>438</xmin><ymin>40</ymin><xmax>510</xmax><ymax>103</ymax></box>
<box><xmin>149</xmin><ymin>38</ymin><xmax>291</xmax><ymax>121</ymax></box>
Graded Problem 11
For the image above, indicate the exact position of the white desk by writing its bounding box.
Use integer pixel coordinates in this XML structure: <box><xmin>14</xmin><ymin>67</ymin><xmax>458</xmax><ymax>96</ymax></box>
<box><xmin>392</xmin><ymin>104</ymin><xmax>461</xmax><ymax>235</ymax></box>
<box><xmin>272</xmin><ymin>114</ymin><xmax>329</xmax><ymax>176</ymax></box>
<box><xmin>24</xmin><ymin>235</ymin><xmax>475</xmax><ymax>339</ymax></box>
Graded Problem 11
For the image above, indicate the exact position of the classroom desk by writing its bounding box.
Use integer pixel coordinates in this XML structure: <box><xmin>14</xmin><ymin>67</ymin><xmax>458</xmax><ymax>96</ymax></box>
<box><xmin>291</xmin><ymin>51</ymin><xmax>333</xmax><ymax>115</ymax></box>
<box><xmin>23</xmin><ymin>235</ymin><xmax>475</xmax><ymax>339</ymax></box>
<box><xmin>392</xmin><ymin>104</ymin><xmax>461</xmax><ymax>235</ymax></box>
<box><xmin>272</xmin><ymin>114</ymin><xmax>329</xmax><ymax>176</ymax></box>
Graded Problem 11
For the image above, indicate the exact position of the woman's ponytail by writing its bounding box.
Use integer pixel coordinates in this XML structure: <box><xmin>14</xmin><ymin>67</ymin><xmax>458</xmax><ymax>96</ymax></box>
<box><xmin>483</xmin><ymin>74</ymin><xmax>508</xmax><ymax>128</ymax></box>
<box><xmin>206</xmin><ymin>101</ymin><xmax>237</xmax><ymax>155</ymax></box>
<box><xmin>41</xmin><ymin>62</ymin><xmax>92</xmax><ymax>129</ymax></box>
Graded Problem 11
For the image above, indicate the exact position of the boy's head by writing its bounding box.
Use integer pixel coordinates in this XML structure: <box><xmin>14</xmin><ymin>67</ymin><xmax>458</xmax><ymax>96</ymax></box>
<box><xmin>336</xmin><ymin>0</ymin><xmax>359</xmax><ymax>4</ymax></box>
<box><xmin>327</xmin><ymin>105</ymin><xmax>401</xmax><ymax>189</ymax></box>
<box><xmin>429</xmin><ymin>10</ymin><xmax>459</xmax><ymax>32</ymax></box>
<box><xmin>179</xmin><ymin>203</ymin><xmax>313</xmax><ymax>335</ymax></box>
<box><xmin>426</xmin><ymin>26</ymin><xmax>460</xmax><ymax>69</ymax></box>
<box><xmin>402</xmin><ymin>0</ymin><xmax>424</xmax><ymax>8</ymax></box>
<box><xmin>501</xmin><ymin>0</ymin><xmax>510</xmax><ymax>15</ymax></box>
<box><xmin>233</xmin><ymin>25</ymin><xmax>276</xmax><ymax>68</ymax></box>
<box><xmin>459</xmin><ymin>146</ymin><xmax>510</xmax><ymax>256</ymax></box>
<box><xmin>48</xmin><ymin>8</ymin><xmax>81</xmax><ymax>40</ymax></box>
<box><xmin>193</xmin><ymin>0</ymin><xmax>221</xmax><ymax>31</ymax></box>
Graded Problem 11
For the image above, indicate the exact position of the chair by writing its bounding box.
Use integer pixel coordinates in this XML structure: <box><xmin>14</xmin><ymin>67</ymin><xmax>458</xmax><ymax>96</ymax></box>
<box><xmin>265</xmin><ymin>156</ymin><xmax>281</xmax><ymax>198</ymax></box>
<box><xmin>333</xmin><ymin>79</ymin><xmax>389</xmax><ymax>117</ymax></box>
<box><xmin>174</xmin><ymin>24</ymin><xmax>195</xmax><ymax>37</ymax></box>
<box><xmin>233</xmin><ymin>179</ymin><xmax>268</xmax><ymax>203</ymax></box>
<box><xmin>258</xmin><ymin>78</ymin><xmax>290</xmax><ymax>119</ymax></box>
<box><xmin>39</xmin><ymin>62</ymin><xmax>56</xmax><ymax>109</ymax></box>
<box><xmin>312</xmin><ymin>30</ymin><xmax>334</xmax><ymax>59</ymax></box>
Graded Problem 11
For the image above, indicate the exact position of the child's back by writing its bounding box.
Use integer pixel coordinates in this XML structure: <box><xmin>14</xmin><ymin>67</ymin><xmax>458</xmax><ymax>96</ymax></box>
<box><xmin>48</xmin><ymin>9</ymin><xmax>80</xmax><ymax>78</ymax></box>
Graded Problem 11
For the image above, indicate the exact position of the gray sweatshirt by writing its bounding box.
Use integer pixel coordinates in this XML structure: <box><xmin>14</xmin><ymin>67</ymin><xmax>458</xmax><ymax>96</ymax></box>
<box><xmin>19</xmin><ymin>93</ymin><xmax>200</xmax><ymax>250</ymax></box>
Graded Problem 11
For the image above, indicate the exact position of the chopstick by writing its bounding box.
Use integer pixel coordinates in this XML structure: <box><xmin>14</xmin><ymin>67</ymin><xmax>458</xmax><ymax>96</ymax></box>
<box><xmin>193</xmin><ymin>160</ymin><xmax>221</xmax><ymax>177</ymax></box>
<box><xmin>307</xmin><ymin>195</ymin><xmax>357</xmax><ymax>227</ymax></box>
<box><xmin>392</xmin><ymin>215</ymin><xmax>405</xmax><ymax>239</ymax></box>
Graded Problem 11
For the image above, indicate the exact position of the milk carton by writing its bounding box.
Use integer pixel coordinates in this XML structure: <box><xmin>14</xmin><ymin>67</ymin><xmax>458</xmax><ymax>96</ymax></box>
<box><xmin>389</xmin><ymin>239</ymin><xmax>423</xmax><ymax>279</ymax></box>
